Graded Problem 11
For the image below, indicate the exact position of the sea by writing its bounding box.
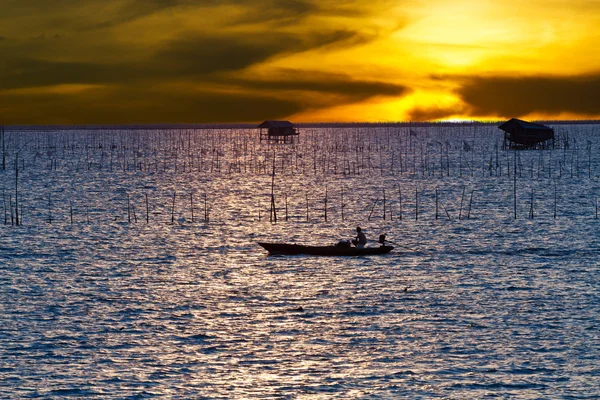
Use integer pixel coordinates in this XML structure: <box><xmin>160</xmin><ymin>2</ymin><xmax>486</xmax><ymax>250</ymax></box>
<box><xmin>1</xmin><ymin>123</ymin><xmax>599</xmax><ymax>398</ymax></box>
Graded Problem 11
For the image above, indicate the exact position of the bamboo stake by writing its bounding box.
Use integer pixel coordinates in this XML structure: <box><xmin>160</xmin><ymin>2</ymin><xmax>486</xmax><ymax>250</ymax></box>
<box><xmin>204</xmin><ymin>193</ymin><xmax>209</xmax><ymax>223</ymax></box>
<box><xmin>324</xmin><ymin>187</ymin><xmax>328</xmax><ymax>222</ymax></box>
<box><xmin>145</xmin><ymin>193</ymin><xmax>149</xmax><ymax>223</ymax></box>
<box><xmin>171</xmin><ymin>191</ymin><xmax>176</xmax><ymax>223</ymax></box>
<box><xmin>398</xmin><ymin>186</ymin><xmax>403</xmax><ymax>220</ymax></box>
<box><xmin>341</xmin><ymin>186</ymin><xmax>345</xmax><ymax>221</ymax></box>
<box><xmin>529</xmin><ymin>189</ymin><xmax>534</xmax><ymax>219</ymax></box>
<box><xmin>14</xmin><ymin>157</ymin><xmax>19</xmax><ymax>226</ymax></box>
<box><xmin>513</xmin><ymin>149</ymin><xmax>517</xmax><ymax>219</ymax></box>
<box><xmin>270</xmin><ymin>164</ymin><xmax>277</xmax><ymax>223</ymax></box>
<box><xmin>368</xmin><ymin>198</ymin><xmax>379</xmax><ymax>221</ymax></box>
<box><xmin>440</xmin><ymin>199</ymin><xmax>452</xmax><ymax>220</ymax></box>
<box><xmin>554</xmin><ymin>185</ymin><xmax>557</xmax><ymax>219</ymax></box>
<box><xmin>306</xmin><ymin>192</ymin><xmax>309</xmax><ymax>221</ymax></box>
<box><xmin>415</xmin><ymin>187</ymin><xmax>418</xmax><ymax>221</ymax></box>
<box><xmin>190</xmin><ymin>193</ymin><xmax>194</xmax><ymax>223</ymax></box>
<box><xmin>1</xmin><ymin>126</ymin><xmax>5</xmax><ymax>171</ymax></box>
<box><xmin>383</xmin><ymin>188</ymin><xmax>387</xmax><ymax>220</ymax></box>
<box><xmin>9</xmin><ymin>195</ymin><xmax>13</xmax><ymax>226</ymax></box>
<box><xmin>127</xmin><ymin>193</ymin><xmax>131</xmax><ymax>223</ymax></box>
<box><xmin>132</xmin><ymin>201</ymin><xmax>137</xmax><ymax>223</ymax></box>
<box><xmin>467</xmin><ymin>190</ymin><xmax>474</xmax><ymax>219</ymax></box>
<box><xmin>459</xmin><ymin>186</ymin><xmax>466</xmax><ymax>220</ymax></box>
<box><xmin>3</xmin><ymin>188</ymin><xmax>7</xmax><ymax>225</ymax></box>
<box><xmin>435</xmin><ymin>188</ymin><xmax>439</xmax><ymax>220</ymax></box>
<box><xmin>48</xmin><ymin>193</ymin><xmax>52</xmax><ymax>224</ymax></box>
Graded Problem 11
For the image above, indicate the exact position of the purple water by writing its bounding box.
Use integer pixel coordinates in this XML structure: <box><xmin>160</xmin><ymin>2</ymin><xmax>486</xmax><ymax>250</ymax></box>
<box><xmin>1</xmin><ymin>124</ymin><xmax>599</xmax><ymax>398</ymax></box>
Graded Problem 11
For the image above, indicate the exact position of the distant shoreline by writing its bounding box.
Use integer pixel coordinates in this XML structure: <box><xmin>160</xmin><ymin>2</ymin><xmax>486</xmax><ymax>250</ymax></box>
<box><xmin>2</xmin><ymin>119</ymin><xmax>600</xmax><ymax>130</ymax></box>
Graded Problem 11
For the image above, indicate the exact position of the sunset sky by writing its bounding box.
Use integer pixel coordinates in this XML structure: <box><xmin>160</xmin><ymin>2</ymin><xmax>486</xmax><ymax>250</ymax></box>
<box><xmin>1</xmin><ymin>0</ymin><xmax>600</xmax><ymax>124</ymax></box>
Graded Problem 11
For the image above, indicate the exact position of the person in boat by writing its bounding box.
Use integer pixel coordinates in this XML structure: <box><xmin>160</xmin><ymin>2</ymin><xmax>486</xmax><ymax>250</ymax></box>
<box><xmin>352</xmin><ymin>227</ymin><xmax>367</xmax><ymax>248</ymax></box>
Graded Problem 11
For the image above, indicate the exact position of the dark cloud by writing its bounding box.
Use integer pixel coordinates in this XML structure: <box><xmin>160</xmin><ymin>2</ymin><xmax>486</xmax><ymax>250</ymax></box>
<box><xmin>0</xmin><ymin>86</ymin><xmax>303</xmax><ymax>124</ymax></box>
<box><xmin>153</xmin><ymin>29</ymin><xmax>365</xmax><ymax>75</ymax></box>
<box><xmin>0</xmin><ymin>0</ymin><xmax>392</xmax><ymax>34</ymax></box>
<box><xmin>220</xmin><ymin>0</ymin><xmax>318</xmax><ymax>25</ymax></box>
<box><xmin>234</xmin><ymin>69</ymin><xmax>408</xmax><ymax>101</ymax></box>
<box><xmin>457</xmin><ymin>74</ymin><xmax>600</xmax><ymax>117</ymax></box>
<box><xmin>0</xmin><ymin>69</ymin><xmax>408</xmax><ymax>124</ymax></box>
<box><xmin>0</xmin><ymin>0</ymin><xmax>181</xmax><ymax>32</ymax></box>
<box><xmin>81</xmin><ymin>0</ymin><xmax>181</xmax><ymax>30</ymax></box>
<box><xmin>220</xmin><ymin>0</ymin><xmax>392</xmax><ymax>25</ymax></box>
<box><xmin>0</xmin><ymin>0</ymin><xmax>401</xmax><ymax>123</ymax></box>
<box><xmin>0</xmin><ymin>58</ymin><xmax>139</xmax><ymax>90</ymax></box>
<box><xmin>0</xmin><ymin>28</ymin><xmax>372</xmax><ymax>90</ymax></box>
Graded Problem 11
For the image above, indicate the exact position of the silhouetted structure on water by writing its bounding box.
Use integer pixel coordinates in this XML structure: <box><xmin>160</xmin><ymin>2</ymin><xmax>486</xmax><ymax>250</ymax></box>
<box><xmin>499</xmin><ymin>118</ymin><xmax>555</xmax><ymax>149</ymax></box>
<box><xmin>258</xmin><ymin>120</ymin><xmax>299</xmax><ymax>144</ymax></box>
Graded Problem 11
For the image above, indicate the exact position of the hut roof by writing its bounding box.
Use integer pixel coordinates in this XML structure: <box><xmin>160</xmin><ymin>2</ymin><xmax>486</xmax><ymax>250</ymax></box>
<box><xmin>498</xmin><ymin>118</ymin><xmax>553</xmax><ymax>135</ymax></box>
<box><xmin>498</xmin><ymin>118</ymin><xmax>554</xmax><ymax>146</ymax></box>
<box><xmin>257</xmin><ymin>120</ymin><xmax>295</xmax><ymax>129</ymax></box>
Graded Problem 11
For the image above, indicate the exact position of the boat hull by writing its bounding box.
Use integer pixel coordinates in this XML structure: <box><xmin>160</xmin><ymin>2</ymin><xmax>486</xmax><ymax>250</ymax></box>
<box><xmin>258</xmin><ymin>242</ymin><xmax>394</xmax><ymax>256</ymax></box>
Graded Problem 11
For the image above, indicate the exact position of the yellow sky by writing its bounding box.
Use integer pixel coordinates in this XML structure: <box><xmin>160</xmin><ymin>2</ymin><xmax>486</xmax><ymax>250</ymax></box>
<box><xmin>1</xmin><ymin>0</ymin><xmax>599</xmax><ymax>124</ymax></box>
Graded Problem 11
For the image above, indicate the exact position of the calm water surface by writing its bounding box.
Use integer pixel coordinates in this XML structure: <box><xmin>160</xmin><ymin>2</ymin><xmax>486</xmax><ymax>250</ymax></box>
<box><xmin>1</xmin><ymin>125</ymin><xmax>600</xmax><ymax>398</ymax></box>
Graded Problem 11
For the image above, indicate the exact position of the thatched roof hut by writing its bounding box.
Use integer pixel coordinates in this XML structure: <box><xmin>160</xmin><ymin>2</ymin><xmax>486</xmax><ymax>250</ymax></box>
<box><xmin>499</xmin><ymin>118</ymin><xmax>554</xmax><ymax>149</ymax></box>
<box><xmin>258</xmin><ymin>120</ymin><xmax>299</xmax><ymax>144</ymax></box>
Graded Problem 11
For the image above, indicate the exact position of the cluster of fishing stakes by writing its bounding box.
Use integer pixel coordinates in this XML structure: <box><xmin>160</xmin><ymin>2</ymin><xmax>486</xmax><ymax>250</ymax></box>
<box><xmin>1</xmin><ymin>122</ymin><xmax>599</xmax><ymax>226</ymax></box>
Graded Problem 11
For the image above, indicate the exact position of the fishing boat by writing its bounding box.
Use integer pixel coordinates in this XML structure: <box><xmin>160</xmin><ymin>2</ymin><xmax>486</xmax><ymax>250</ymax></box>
<box><xmin>258</xmin><ymin>242</ymin><xmax>394</xmax><ymax>256</ymax></box>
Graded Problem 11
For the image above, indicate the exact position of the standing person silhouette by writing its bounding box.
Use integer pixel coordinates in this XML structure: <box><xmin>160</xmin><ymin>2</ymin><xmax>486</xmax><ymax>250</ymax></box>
<box><xmin>352</xmin><ymin>227</ymin><xmax>367</xmax><ymax>248</ymax></box>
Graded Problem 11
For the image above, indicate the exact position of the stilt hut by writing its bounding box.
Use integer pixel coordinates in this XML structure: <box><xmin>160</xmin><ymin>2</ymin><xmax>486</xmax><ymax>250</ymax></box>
<box><xmin>499</xmin><ymin>118</ymin><xmax>555</xmax><ymax>149</ymax></box>
<box><xmin>258</xmin><ymin>120</ymin><xmax>299</xmax><ymax>144</ymax></box>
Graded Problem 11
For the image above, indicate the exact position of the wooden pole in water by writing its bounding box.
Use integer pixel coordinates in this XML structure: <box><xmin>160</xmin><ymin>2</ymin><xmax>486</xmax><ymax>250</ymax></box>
<box><xmin>132</xmin><ymin>201</ymin><xmax>137</xmax><ymax>223</ymax></box>
<box><xmin>467</xmin><ymin>190</ymin><xmax>474</xmax><ymax>219</ymax></box>
<box><xmin>435</xmin><ymin>188</ymin><xmax>439</xmax><ymax>220</ymax></box>
<box><xmin>529</xmin><ymin>189</ymin><xmax>534</xmax><ymax>219</ymax></box>
<box><xmin>383</xmin><ymin>188</ymin><xmax>387</xmax><ymax>220</ymax></box>
<box><xmin>368</xmin><ymin>198</ymin><xmax>379</xmax><ymax>221</ymax></box>
<box><xmin>204</xmin><ymin>193</ymin><xmax>209</xmax><ymax>223</ymax></box>
<box><xmin>171</xmin><ymin>191</ymin><xmax>176</xmax><ymax>223</ymax></box>
<box><xmin>270</xmin><ymin>165</ymin><xmax>277</xmax><ymax>223</ymax></box>
<box><xmin>441</xmin><ymin>198</ymin><xmax>452</xmax><ymax>220</ymax></box>
<box><xmin>324</xmin><ymin>186</ymin><xmax>328</xmax><ymax>222</ymax></box>
<box><xmin>14</xmin><ymin>157</ymin><xmax>19</xmax><ymax>226</ymax></box>
<box><xmin>306</xmin><ymin>192</ymin><xmax>309</xmax><ymax>221</ymax></box>
<box><xmin>1</xmin><ymin>126</ymin><xmax>5</xmax><ymax>171</ymax></box>
<box><xmin>554</xmin><ymin>185</ymin><xmax>557</xmax><ymax>219</ymax></box>
<box><xmin>190</xmin><ymin>193</ymin><xmax>194</xmax><ymax>223</ymax></box>
<box><xmin>513</xmin><ymin>149</ymin><xmax>517</xmax><ymax>220</ymax></box>
<box><xmin>459</xmin><ymin>186</ymin><xmax>466</xmax><ymax>220</ymax></box>
<box><xmin>341</xmin><ymin>186</ymin><xmax>345</xmax><ymax>221</ymax></box>
<box><xmin>3</xmin><ymin>188</ymin><xmax>7</xmax><ymax>225</ymax></box>
<box><xmin>415</xmin><ymin>187</ymin><xmax>419</xmax><ymax>221</ymax></box>
<box><xmin>9</xmin><ymin>195</ymin><xmax>13</xmax><ymax>226</ymax></box>
<box><xmin>145</xmin><ymin>193</ymin><xmax>149</xmax><ymax>223</ymax></box>
<box><xmin>48</xmin><ymin>193</ymin><xmax>52</xmax><ymax>224</ymax></box>
<box><xmin>70</xmin><ymin>202</ymin><xmax>73</xmax><ymax>224</ymax></box>
<box><xmin>127</xmin><ymin>193</ymin><xmax>131</xmax><ymax>223</ymax></box>
<box><xmin>398</xmin><ymin>186</ymin><xmax>403</xmax><ymax>220</ymax></box>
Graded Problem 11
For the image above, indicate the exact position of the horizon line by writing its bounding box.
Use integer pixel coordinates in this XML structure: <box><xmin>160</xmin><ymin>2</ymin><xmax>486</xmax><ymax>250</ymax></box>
<box><xmin>2</xmin><ymin>119</ymin><xmax>600</xmax><ymax>131</ymax></box>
